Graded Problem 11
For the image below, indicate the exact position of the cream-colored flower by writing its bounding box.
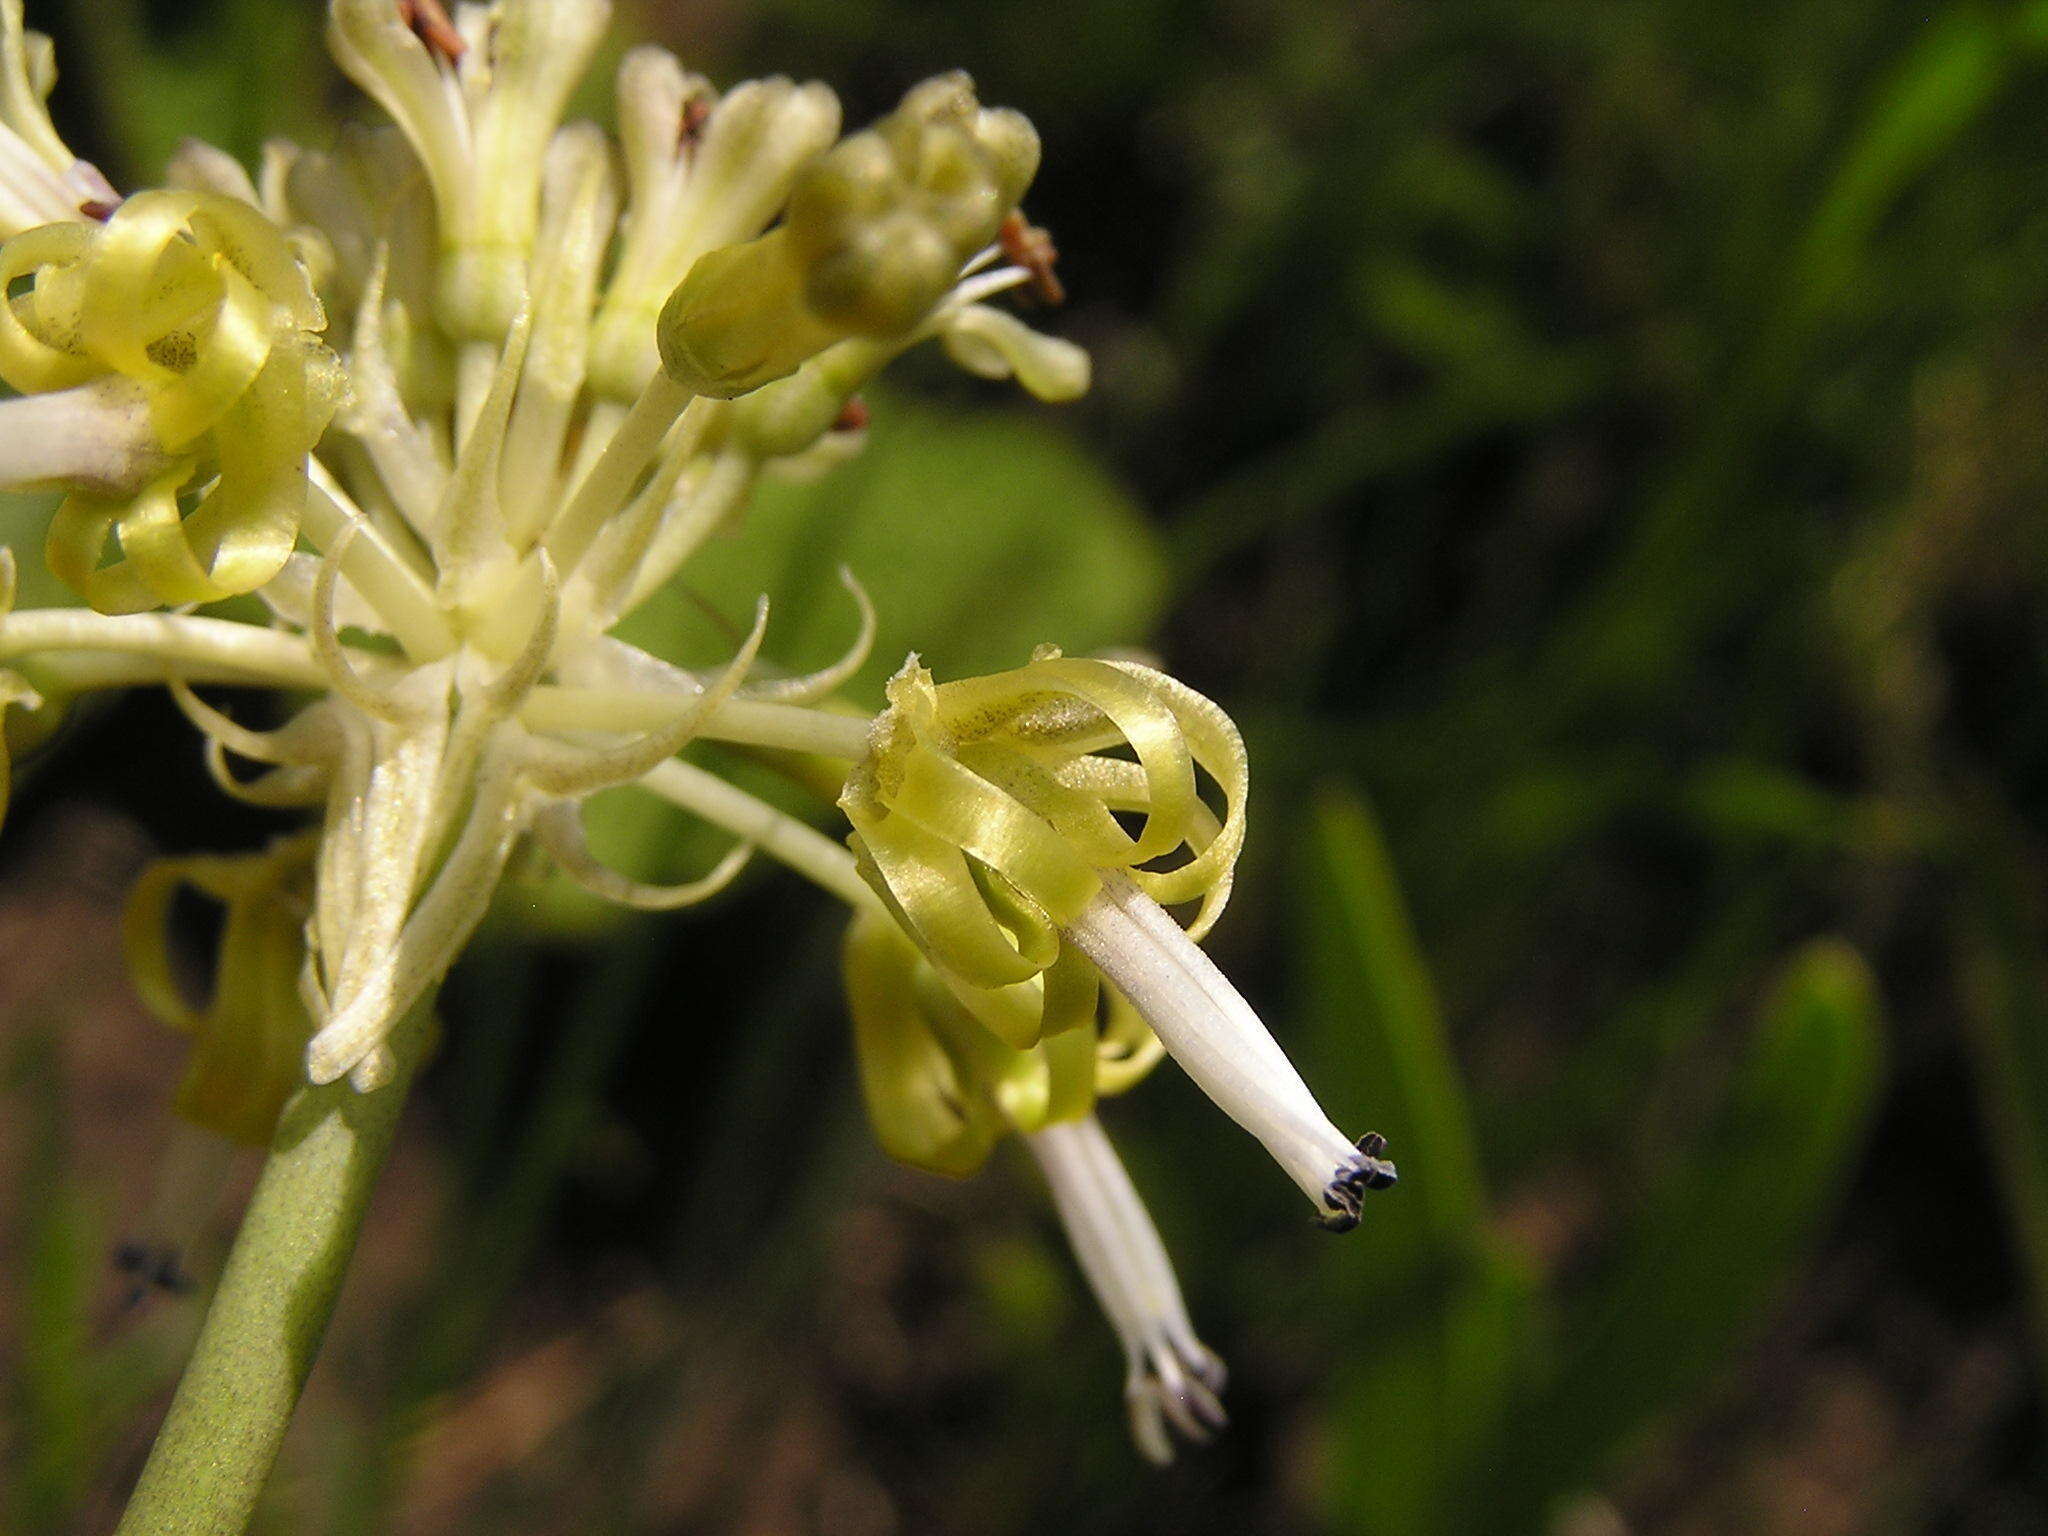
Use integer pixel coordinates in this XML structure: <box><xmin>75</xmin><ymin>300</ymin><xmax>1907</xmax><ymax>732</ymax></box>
<box><xmin>0</xmin><ymin>0</ymin><xmax>1077</xmax><ymax>1093</ymax></box>
<box><xmin>0</xmin><ymin>0</ymin><xmax>1383</xmax><ymax>1471</ymax></box>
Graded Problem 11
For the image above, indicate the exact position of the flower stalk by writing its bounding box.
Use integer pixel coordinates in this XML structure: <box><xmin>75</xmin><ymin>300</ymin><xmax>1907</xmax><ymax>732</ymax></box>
<box><xmin>112</xmin><ymin>996</ymin><xmax>436</xmax><ymax>1536</ymax></box>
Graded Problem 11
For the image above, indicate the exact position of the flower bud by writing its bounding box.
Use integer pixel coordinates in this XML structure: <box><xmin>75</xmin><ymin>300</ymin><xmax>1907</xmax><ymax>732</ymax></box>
<box><xmin>591</xmin><ymin>67</ymin><xmax>840</xmax><ymax>399</ymax></box>
<box><xmin>726</xmin><ymin>334</ymin><xmax>895</xmax><ymax>459</ymax></box>
<box><xmin>655</xmin><ymin>226</ymin><xmax>844</xmax><ymax>398</ymax></box>
<box><xmin>656</xmin><ymin>74</ymin><xmax>1042</xmax><ymax>398</ymax></box>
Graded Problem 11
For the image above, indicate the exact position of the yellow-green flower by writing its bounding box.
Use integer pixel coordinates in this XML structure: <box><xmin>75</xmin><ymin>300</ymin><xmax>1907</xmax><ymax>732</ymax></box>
<box><xmin>841</xmin><ymin>648</ymin><xmax>1396</xmax><ymax>1230</ymax></box>
<box><xmin>656</xmin><ymin>72</ymin><xmax>1047</xmax><ymax>398</ymax></box>
<box><xmin>0</xmin><ymin>0</ymin><xmax>1381</xmax><ymax>1472</ymax></box>
<box><xmin>843</xmin><ymin>904</ymin><xmax>1164</xmax><ymax>1173</ymax></box>
<box><xmin>0</xmin><ymin>190</ymin><xmax>342</xmax><ymax>611</ymax></box>
<box><xmin>0</xmin><ymin>0</ymin><xmax>1081</xmax><ymax>1094</ymax></box>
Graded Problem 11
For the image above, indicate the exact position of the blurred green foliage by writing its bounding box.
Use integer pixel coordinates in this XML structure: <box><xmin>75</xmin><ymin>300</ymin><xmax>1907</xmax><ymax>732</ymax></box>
<box><xmin>7</xmin><ymin>0</ymin><xmax>2048</xmax><ymax>1530</ymax></box>
<box><xmin>1307</xmin><ymin>792</ymin><xmax>1883</xmax><ymax>1534</ymax></box>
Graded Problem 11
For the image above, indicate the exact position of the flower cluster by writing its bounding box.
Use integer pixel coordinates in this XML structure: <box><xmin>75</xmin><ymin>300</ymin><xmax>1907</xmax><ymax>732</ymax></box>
<box><xmin>0</xmin><ymin>0</ymin><xmax>1391</xmax><ymax>1466</ymax></box>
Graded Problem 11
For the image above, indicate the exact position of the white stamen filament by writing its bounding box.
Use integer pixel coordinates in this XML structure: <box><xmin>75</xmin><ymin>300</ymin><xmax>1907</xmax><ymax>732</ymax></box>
<box><xmin>1027</xmin><ymin>1114</ymin><xmax>1226</xmax><ymax>1464</ymax></box>
<box><xmin>0</xmin><ymin>380</ymin><xmax>167</xmax><ymax>494</ymax></box>
<box><xmin>1064</xmin><ymin>872</ymin><xmax>1390</xmax><ymax>1226</ymax></box>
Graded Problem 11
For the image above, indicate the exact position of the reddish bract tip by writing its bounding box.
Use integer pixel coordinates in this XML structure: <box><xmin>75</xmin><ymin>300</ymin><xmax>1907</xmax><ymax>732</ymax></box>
<box><xmin>681</xmin><ymin>95</ymin><xmax>714</xmax><ymax>149</ymax></box>
<box><xmin>399</xmin><ymin>0</ymin><xmax>466</xmax><ymax>63</ymax></box>
<box><xmin>999</xmin><ymin>211</ymin><xmax>1066</xmax><ymax>307</ymax></box>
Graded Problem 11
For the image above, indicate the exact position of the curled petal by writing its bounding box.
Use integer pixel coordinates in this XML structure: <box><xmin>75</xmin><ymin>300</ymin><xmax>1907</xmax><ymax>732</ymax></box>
<box><xmin>870</xmin><ymin>741</ymin><xmax>1101</xmax><ymax>927</ymax></box>
<box><xmin>516</xmin><ymin>594</ymin><xmax>767</xmax><ymax>796</ymax></box>
<box><xmin>0</xmin><ymin>221</ymin><xmax>102</xmax><ymax>391</ymax></box>
<box><xmin>840</xmin><ymin>649</ymin><xmax>1247</xmax><ymax>998</ymax></box>
<box><xmin>1052</xmin><ymin>750</ymin><xmax>1233</xmax><ymax>943</ymax></box>
<box><xmin>844</xmin><ymin>909</ymin><xmax>1073</xmax><ymax>1174</ymax></box>
<box><xmin>312</xmin><ymin>526</ymin><xmax>424</xmax><ymax>724</ymax></box>
<box><xmin>0</xmin><ymin>191</ymin><xmax>339</xmax><ymax>610</ymax></box>
<box><xmin>44</xmin><ymin>452</ymin><xmax>298</xmax><ymax>614</ymax></box>
<box><xmin>848</xmin><ymin>811</ymin><xmax>1053</xmax><ymax>993</ymax></box>
<box><xmin>531</xmin><ymin>798</ymin><xmax>752</xmax><ymax>910</ymax></box>
<box><xmin>740</xmin><ymin>566</ymin><xmax>874</xmax><ymax>704</ymax></box>
<box><xmin>1094</xmin><ymin>985</ymin><xmax>1166</xmax><ymax>1096</ymax></box>
<box><xmin>943</xmin><ymin>654</ymin><xmax>1196</xmax><ymax>866</ymax></box>
<box><xmin>842</xmin><ymin>909</ymin><xmax>1001</xmax><ymax>1176</ymax></box>
<box><xmin>201</xmin><ymin>738</ymin><xmax>331</xmax><ymax>808</ymax></box>
<box><xmin>1098</xmin><ymin>660</ymin><xmax>1247</xmax><ymax>920</ymax></box>
<box><xmin>167</xmin><ymin>675</ymin><xmax>336</xmax><ymax>767</ymax></box>
<box><xmin>122</xmin><ymin>836</ymin><xmax>319</xmax><ymax>1144</ymax></box>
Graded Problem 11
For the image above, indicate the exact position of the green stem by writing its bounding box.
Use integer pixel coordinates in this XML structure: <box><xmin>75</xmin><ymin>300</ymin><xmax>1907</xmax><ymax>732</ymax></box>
<box><xmin>0</xmin><ymin>610</ymin><xmax>329</xmax><ymax>686</ymax></box>
<box><xmin>641</xmin><ymin>756</ymin><xmax>878</xmax><ymax>912</ymax></box>
<box><xmin>113</xmin><ymin>1000</ymin><xmax>435</xmax><ymax>1536</ymax></box>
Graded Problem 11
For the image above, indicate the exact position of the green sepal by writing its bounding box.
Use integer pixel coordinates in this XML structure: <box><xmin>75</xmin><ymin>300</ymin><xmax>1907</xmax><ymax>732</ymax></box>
<box><xmin>121</xmin><ymin>835</ymin><xmax>319</xmax><ymax>1147</ymax></box>
<box><xmin>843</xmin><ymin>910</ymin><xmax>1004</xmax><ymax>1178</ymax></box>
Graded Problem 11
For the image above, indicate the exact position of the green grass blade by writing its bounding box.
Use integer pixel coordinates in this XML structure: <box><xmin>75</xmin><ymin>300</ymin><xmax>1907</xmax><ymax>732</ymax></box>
<box><xmin>1302</xmin><ymin>785</ymin><xmax>1521</xmax><ymax>1536</ymax></box>
<box><xmin>1954</xmin><ymin>823</ymin><xmax>2048</xmax><ymax>1394</ymax></box>
<box><xmin>1301</xmin><ymin>784</ymin><xmax>1486</xmax><ymax>1255</ymax></box>
<box><xmin>1486</xmin><ymin>940</ymin><xmax>1885</xmax><ymax>1527</ymax></box>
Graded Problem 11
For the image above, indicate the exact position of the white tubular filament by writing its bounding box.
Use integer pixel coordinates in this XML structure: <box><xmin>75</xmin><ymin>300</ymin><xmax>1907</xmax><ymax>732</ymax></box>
<box><xmin>1063</xmin><ymin>873</ymin><xmax>1394</xmax><ymax>1230</ymax></box>
<box><xmin>1027</xmin><ymin>1114</ymin><xmax>1226</xmax><ymax>1464</ymax></box>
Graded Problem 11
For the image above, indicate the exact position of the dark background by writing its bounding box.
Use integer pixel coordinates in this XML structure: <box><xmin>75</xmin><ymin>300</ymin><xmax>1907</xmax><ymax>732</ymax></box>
<box><xmin>5</xmin><ymin>0</ymin><xmax>2048</xmax><ymax>1530</ymax></box>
